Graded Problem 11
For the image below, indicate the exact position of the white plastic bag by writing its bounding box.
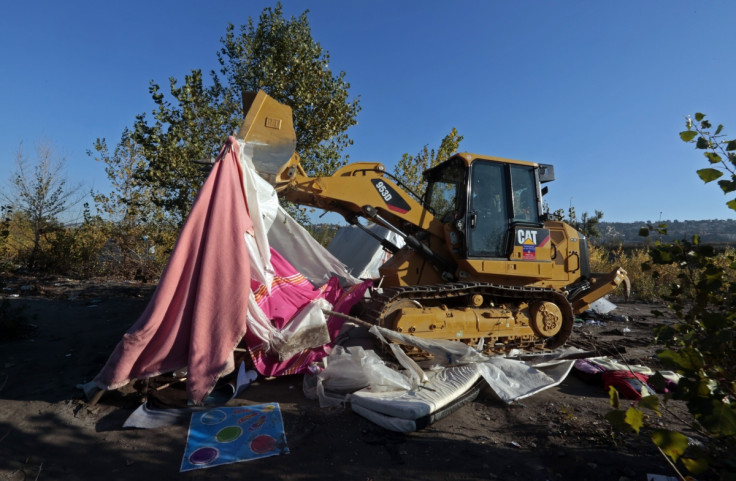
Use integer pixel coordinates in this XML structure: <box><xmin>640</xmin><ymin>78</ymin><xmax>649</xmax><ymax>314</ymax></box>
<box><xmin>270</xmin><ymin>299</ymin><xmax>332</xmax><ymax>361</ymax></box>
<box><xmin>303</xmin><ymin>346</ymin><xmax>413</xmax><ymax>408</ymax></box>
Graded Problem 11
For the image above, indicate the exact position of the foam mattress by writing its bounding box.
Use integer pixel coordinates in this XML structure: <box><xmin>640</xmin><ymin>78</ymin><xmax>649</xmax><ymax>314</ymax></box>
<box><xmin>350</xmin><ymin>363</ymin><xmax>484</xmax><ymax>432</ymax></box>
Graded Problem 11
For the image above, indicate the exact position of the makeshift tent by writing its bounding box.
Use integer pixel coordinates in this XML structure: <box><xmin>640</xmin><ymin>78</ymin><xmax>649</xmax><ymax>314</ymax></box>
<box><xmin>87</xmin><ymin>137</ymin><xmax>364</xmax><ymax>405</ymax></box>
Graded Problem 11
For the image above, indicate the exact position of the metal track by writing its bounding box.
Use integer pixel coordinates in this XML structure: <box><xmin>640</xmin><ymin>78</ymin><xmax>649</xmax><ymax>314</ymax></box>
<box><xmin>361</xmin><ymin>282</ymin><xmax>574</xmax><ymax>354</ymax></box>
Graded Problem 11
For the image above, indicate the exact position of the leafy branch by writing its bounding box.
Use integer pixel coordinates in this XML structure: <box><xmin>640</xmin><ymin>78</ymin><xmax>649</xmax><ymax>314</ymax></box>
<box><xmin>605</xmin><ymin>113</ymin><xmax>736</xmax><ymax>480</ymax></box>
<box><xmin>679</xmin><ymin>112</ymin><xmax>736</xmax><ymax>212</ymax></box>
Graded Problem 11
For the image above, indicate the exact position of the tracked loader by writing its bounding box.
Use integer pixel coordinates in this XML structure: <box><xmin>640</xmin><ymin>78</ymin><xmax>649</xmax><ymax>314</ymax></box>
<box><xmin>237</xmin><ymin>90</ymin><xmax>629</xmax><ymax>354</ymax></box>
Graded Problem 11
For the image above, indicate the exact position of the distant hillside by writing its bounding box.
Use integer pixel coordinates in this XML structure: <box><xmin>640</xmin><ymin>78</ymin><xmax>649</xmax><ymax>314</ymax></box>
<box><xmin>310</xmin><ymin>219</ymin><xmax>735</xmax><ymax>247</ymax></box>
<box><xmin>597</xmin><ymin>219</ymin><xmax>736</xmax><ymax>245</ymax></box>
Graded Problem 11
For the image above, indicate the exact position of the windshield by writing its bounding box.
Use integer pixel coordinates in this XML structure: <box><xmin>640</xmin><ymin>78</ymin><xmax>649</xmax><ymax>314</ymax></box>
<box><xmin>510</xmin><ymin>164</ymin><xmax>540</xmax><ymax>223</ymax></box>
<box><xmin>467</xmin><ymin>161</ymin><xmax>508</xmax><ymax>257</ymax></box>
<box><xmin>424</xmin><ymin>159</ymin><xmax>466</xmax><ymax>221</ymax></box>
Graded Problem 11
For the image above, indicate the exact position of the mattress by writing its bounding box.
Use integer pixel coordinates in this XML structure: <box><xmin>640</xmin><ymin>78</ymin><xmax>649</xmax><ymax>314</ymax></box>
<box><xmin>350</xmin><ymin>364</ymin><xmax>484</xmax><ymax>432</ymax></box>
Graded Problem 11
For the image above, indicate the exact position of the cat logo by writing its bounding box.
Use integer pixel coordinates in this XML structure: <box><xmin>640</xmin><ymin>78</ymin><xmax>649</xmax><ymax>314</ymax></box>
<box><xmin>517</xmin><ymin>229</ymin><xmax>538</xmax><ymax>245</ymax></box>
<box><xmin>515</xmin><ymin>228</ymin><xmax>550</xmax><ymax>260</ymax></box>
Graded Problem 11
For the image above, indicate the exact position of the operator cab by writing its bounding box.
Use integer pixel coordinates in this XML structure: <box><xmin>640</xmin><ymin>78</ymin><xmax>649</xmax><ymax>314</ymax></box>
<box><xmin>424</xmin><ymin>153</ymin><xmax>551</xmax><ymax>259</ymax></box>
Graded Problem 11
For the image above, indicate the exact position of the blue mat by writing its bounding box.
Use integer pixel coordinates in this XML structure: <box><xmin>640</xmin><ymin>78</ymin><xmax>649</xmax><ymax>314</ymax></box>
<box><xmin>180</xmin><ymin>403</ymin><xmax>289</xmax><ymax>471</ymax></box>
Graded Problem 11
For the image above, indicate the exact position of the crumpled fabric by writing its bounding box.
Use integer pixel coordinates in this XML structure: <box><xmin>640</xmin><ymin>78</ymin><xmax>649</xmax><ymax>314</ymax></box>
<box><xmin>93</xmin><ymin>137</ymin><xmax>252</xmax><ymax>404</ymax></box>
<box><xmin>245</xmin><ymin>248</ymin><xmax>372</xmax><ymax>377</ymax></box>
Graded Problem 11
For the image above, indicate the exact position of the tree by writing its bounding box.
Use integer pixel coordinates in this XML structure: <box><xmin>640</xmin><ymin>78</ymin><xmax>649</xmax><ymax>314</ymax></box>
<box><xmin>89</xmin><ymin>129</ymin><xmax>177</xmax><ymax>277</ymax></box>
<box><xmin>393</xmin><ymin>127</ymin><xmax>464</xmax><ymax>197</ymax></box>
<box><xmin>89</xmin><ymin>127</ymin><xmax>175</xmax><ymax>227</ymax></box>
<box><xmin>549</xmin><ymin>205</ymin><xmax>604</xmax><ymax>239</ymax></box>
<box><xmin>132</xmin><ymin>70</ymin><xmax>239</xmax><ymax>224</ymax></box>
<box><xmin>131</xmin><ymin>4</ymin><xmax>360</xmax><ymax>225</ymax></box>
<box><xmin>218</xmin><ymin>3</ymin><xmax>360</xmax><ymax>178</ymax></box>
<box><xmin>606</xmin><ymin>113</ymin><xmax>736</xmax><ymax>479</ymax></box>
<box><xmin>2</xmin><ymin>141</ymin><xmax>83</xmax><ymax>268</ymax></box>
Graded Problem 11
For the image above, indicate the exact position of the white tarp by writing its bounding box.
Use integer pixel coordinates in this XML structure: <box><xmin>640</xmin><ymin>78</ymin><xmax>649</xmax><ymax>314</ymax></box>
<box><xmin>589</xmin><ymin>297</ymin><xmax>617</xmax><ymax>315</ymax></box>
<box><xmin>238</xmin><ymin>141</ymin><xmax>360</xmax><ymax>289</ymax></box>
<box><xmin>237</xmin><ymin>139</ymin><xmax>361</xmax><ymax>355</ymax></box>
<box><xmin>304</xmin><ymin>328</ymin><xmax>580</xmax><ymax>432</ymax></box>
<box><xmin>327</xmin><ymin>223</ymin><xmax>405</xmax><ymax>279</ymax></box>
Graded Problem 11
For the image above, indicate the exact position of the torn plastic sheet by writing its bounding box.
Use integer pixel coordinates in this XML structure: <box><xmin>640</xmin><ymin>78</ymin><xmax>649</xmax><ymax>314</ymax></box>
<box><xmin>303</xmin><ymin>345</ymin><xmax>414</xmax><ymax>408</ymax></box>
<box><xmin>269</xmin><ymin>299</ymin><xmax>333</xmax><ymax>361</ymax></box>
<box><xmin>239</xmin><ymin>137</ymin><xmax>360</xmax><ymax>289</ymax></box>
<box><xmin>369</xmin><ymin>325</ymin><xmax>489</xmax><ymax>366</ymax></box>
<box><xmin>369</xmin><ymin>325</ymin><xmax>579</xmax><ymax>402</ymax></box>
<box><xmin>478</xmin><ymin>355</ymin><xmax>577</xmax><ymax>402</ymax></box>
<box><xmin>588</xmin><ymin>296</ymin><xmax>617</xmax><ymax>315</ymax></box>
<box><xmin>306</xmin><ymin>323</ymin><xmax>580</xmax><ymax>415</ymax></box>
<box><xmin>238</xmin><ymin>141</ymin><xmax>277</xmax><ymax>292</ymax></box>
<box><xmin>268</xmin><ymin>205</ymin><xmax>359</xmax><ymax>287</ymax></box>
<box><xmin>327</xmin><ymin>223</ymin><xmax>405</xmax><ymax>279</ymax></box>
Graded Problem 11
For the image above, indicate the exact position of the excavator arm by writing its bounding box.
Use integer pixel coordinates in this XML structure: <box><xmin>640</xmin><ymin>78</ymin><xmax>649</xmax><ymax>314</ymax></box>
<box><xmin>237</xmin><ymin>90</ymin><xmax>456</xmax><ymax>279</ymax></box>
<box><xmin>238</xmin><ymin>92</ymin><xmax>429</xmax><ymax>227</ymax></box>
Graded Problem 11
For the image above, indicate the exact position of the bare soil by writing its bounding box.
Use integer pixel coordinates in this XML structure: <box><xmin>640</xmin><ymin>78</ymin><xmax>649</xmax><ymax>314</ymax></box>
<box><xmin>0</xmin><ymin>276</ymin><xmax>696</xmax><ymax>480</ymax></box>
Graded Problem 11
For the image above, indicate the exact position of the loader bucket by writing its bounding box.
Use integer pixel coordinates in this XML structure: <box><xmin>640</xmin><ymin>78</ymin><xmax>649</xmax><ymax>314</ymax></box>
<box><xmin>237</xmin><ymin>91</ymin><xmax>298</xmax><ymax>186</ymax></box>
<box><xmin>570</xmin><ymin>267</ymin><xmax>631</xmax><ymax>314</ymax></box>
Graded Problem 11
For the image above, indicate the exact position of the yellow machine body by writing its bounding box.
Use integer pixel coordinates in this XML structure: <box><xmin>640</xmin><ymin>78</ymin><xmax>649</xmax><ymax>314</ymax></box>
<box><xmin>237</xmin><ymin>91</ymin><xmax>629</xmax><ymax>352</ymax></box>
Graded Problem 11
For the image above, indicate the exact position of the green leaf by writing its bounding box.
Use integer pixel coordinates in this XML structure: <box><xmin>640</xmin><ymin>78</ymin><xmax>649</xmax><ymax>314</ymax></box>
<box><xmin>651</xmin><ymin>429</ymin><xmax>689</xmax><ymax>463</ymax></box>
<box><xmin>658</xmin><ymin>348</ymin><xmax>703</xmax><ymax>371</ymax></box>
<box><xmin>696</xmin><ymin>168</ymin><xmax>723</xmax><ymax>183</ymax></box>
<box><xmin>726</xmin><ymin>139</ymin><xmax>736</xmax><ymax>151</ymax></box>
<box><xmin>638</xmin><ymin>227</ymin><xmax>650</xmax><ymax>237</ymax></box>
<box><xmin>681</xmin><ymin>456</ymin><xmax>709</xmax><ymax>476</ymax></box>
<box><xmin>651</xmin><ymin>249</ymin><xmax>672</xmax><ymax>264</ymax></box>
<box><xmin>608</xmin><ymin>385</ymin><xmax>620</xmax><ymax>409</ymax></box>
<box><xmin>625</xmin><ymin>407</ymin><xmax>644</xmax><ymax>434</ymax></box>
<box><xmin>718</xmin><ymin>179</ymin><xmax>736</xmax><ymax>194</ymax></box>
<box><xmin>705</xmin><ymin>151</ymin><xmax>721</xmax><ymax>164</ymax></box>
<box><xmin>704</xmin><ymin>400</ymin><xmax>736</xmax><ymax>436</ymax></box>
<box><xmin>715</xmin><ymin>124</ymin><xmax>723</xmax><ymax>135</ymax></box>
<box><xmin>694</xmin><ymin>112</ymin><xmax>705</xmax><ymax>122</ymax></box>
<box><xmin>696</xmin><ymin>137</ymin><xmax>710</xmax><ymax>149</ymax></box>
<box><xmin>679</xmin><ymin>130</ymin><xmax>697</xmax><ymax>142</ymax></box>
<box><xmin>727</xmin><ymin>198</ymin><xmax>736</xmax><ymax>211</ymax></box>
<box><xmin>637</xmin><ymin>394</ymin><xmax>661</xmax><ymax>415</ymax></box>
<box><xmin>604</xmin><ymin>409</ymin><xmax>631</xmax><ymax>432</ymax></box>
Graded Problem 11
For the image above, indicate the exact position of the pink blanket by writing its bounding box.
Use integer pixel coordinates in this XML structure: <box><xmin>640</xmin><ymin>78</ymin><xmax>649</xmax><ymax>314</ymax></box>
<box><xmin>93</xmin><ymin>137</ymin><xmax>252</xmax><ymax>404</ymax></box>
<box><xmin>247</xmin><ymin>249</ymin><xmax>372</xmax><ymax>377</ymax></box>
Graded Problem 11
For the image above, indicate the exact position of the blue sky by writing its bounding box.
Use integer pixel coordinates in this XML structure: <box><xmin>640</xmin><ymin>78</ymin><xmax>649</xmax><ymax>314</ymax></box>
<box><xmin>1</xmin><ymin>1</ymin><xmax>735</xmax><ymax>224</ymax></box>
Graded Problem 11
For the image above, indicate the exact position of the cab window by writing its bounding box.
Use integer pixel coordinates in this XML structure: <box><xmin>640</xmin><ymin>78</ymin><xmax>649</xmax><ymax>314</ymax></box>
<box><xmin>467</xmin><ymin>161</ymin><xmax>508</xmax><ymax>257</ymax></box>
<box><xmin>510</xmin><ymin>164</ymin><xmax>540</xmax><ymax>223</ymax></box>
<box><xmin>424</xmin><ymin>158</ymin><xmax>466</xmax><ymax>222</ymax></box>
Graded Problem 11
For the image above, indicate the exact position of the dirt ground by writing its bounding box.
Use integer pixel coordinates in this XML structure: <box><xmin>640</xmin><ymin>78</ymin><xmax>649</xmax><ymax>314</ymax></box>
<box><xmin>0</xmin><ymin>276</ymin><xmax>696</xmax><ymax>481</ymax></box>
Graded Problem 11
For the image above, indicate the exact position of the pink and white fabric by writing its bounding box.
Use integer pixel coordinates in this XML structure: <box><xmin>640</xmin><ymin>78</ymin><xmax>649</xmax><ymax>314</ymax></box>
<box><xmin>245</xmin><ymin>248</ymin><xmax>372</xmax><ymax>377</ymax></box>
<box><xmin>92</xmin><ymin>135</ymin><xmax>370</xmax><ymax>404</ymax></box>
<box><xmin>93</xmin><ymin>137</ymin><xmax>253</xmax><ymax>404</ymax></box>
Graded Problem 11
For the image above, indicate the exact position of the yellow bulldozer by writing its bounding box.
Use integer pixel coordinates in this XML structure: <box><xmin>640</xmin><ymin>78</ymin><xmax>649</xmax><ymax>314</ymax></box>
<box><xmin>237</xmin><ymin>90</ymin><xmax>629</xmax><ymax>354</ymax></box>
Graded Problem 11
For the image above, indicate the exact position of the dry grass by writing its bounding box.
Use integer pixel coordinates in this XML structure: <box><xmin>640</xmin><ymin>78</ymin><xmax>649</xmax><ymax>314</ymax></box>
<box><xmin>590</xmin><ymin>244</ymin><xmax>681</xmax><ymax>301</ymax></box>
